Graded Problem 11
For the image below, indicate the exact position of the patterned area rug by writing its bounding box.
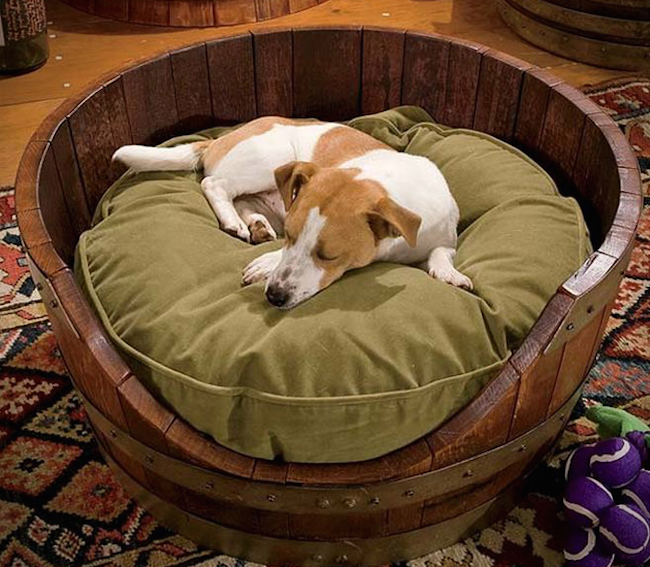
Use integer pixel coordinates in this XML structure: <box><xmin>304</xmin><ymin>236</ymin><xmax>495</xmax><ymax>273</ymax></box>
<box><xmin>0</xmin><ymin>78</ymin><xmax>648</xmax><ymax>567</ymax></box>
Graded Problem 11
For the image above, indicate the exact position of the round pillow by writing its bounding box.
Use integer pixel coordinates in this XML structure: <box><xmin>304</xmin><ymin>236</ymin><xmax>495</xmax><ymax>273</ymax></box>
<box><xmin>74</xmin><ymin>106</ymin><xmax>591</xmax><ymax>463</ymax></box>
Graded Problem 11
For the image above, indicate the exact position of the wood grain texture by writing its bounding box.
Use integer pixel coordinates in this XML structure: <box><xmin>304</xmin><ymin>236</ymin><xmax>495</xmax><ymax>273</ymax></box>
<box><xmin>256</xmin><ymin>0</ymin><xmax>289</xmax><ymax>19</ymax></box>
<box><xmin>513</xmin><ymin>69</ymin><xmax>560</xmax><ymax>156</ymax></box>
<box><xmin>35</xmin><ymin>267</ymin><xmax>131</xmax><ymax>429</ymax></box>
<box><xmin>293</xmin><ymin>27</ymin><xmax>362</xmax><ymax>121</ymax></box>
<box><xmin>427</xmin><ymin>364</ymin><xmax>520</xmax><ymax>470</ymax></box>
<box><xmin>122</xmin><ymin>56</ymin><xmax>179</xmax><ymax>145</ymax></box>
<box><xmin>51</xmin><ymin>120</ymin><xmax>91</xmax><ymax>238</ymax></box>
<box><xmin>67</xmin><ymin>88</ymin><xmax>121</xmax><ymax>212</ymax></box>
<box><xmin>128</xmin><ymin>0</ymin><xmax>170</xmax><ymax>25</ymax></box>
<box><xmin>37</xmin><ymin>149</ymin><xmax>76</xmax><ymax>265</ymax></box>
<box><xmin>473</xmin><ymin>49</ymin><xmax>532</xmax><ymax>140</ymax></box>
<box><xmin>171</xmin><ymin>44</ymin><xmax>214</xmax><ymax>132</ymax></box>
<box><xmin>165</xmin><ymin>418</ymin><xmax>255</xmax><ymax>478</ymax></box>
<box><xmin>214</xmin><ymin>0</ymin><xmax>257</xmax><ymax>25</ymax></box>
<box><xmin>207</xmin><ymin>34</ymin><xmax>257</xmax><ymax>123</ymax></box>
<box><xmin>441</xmin><ymin>42</ymin><xmax>485</xmax><ymax>129</ymax></box>
<box><xmin>169</xmin><ymin>0</ymin><xmax>214</xmax><ymax>26</ymax></box>
<box><xmin>94</xmin><ymin>0</ymin><xmax>128</xmax><ymax>21</ymax></box>
<box><xmin>538</xmin><ymin>84</ymin><xmax>587</xmax><ymax>196</ymax></box>
<box><xmin>573</xmin><ymin>114</ymin><xmax>620</xmax><ymax>245</ymax></box>
<box><xmin>361</xmin><ymin>27</ymin><xmax>405</xmax><ymax>115</ymax></box>
<box><xmin>253</xmin><ymin>29</ymin><xmax>293</xmax><ymax>117</ymax></box>
<box><xmin>547</xmin><ymin>311</ymin><xmax>604</xmax><ymax>415</ymax></box>
<box><xmin>401</xmin><ymin>31</ymin><xmax>449</xmax><ymax>122</ymax></box>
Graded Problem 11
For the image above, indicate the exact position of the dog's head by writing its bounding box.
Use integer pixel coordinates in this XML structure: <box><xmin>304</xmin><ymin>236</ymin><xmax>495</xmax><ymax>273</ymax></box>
<box><xmin>264</xmin><ymin>161</ymin><xmax>421</xmax><ymax>309</ymax></box>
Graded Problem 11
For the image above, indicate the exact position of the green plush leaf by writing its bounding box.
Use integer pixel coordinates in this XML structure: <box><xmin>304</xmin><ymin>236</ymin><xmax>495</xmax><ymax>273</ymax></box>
<box><xmin>586</xmin><ymin>405</ymin><xmax>650</xmax><ymax>440</ymax></box>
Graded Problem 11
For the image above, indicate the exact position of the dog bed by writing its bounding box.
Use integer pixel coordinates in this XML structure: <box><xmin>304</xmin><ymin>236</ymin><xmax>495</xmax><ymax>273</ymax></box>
<box><xmin>74</xmin><ymin>106</ymin><xmax>591</xmax><ymax>463</ymax></box>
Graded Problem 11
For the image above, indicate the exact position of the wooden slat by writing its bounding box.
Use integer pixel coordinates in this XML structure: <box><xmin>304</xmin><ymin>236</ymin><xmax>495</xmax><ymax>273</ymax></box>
<box><xmin>31</xmin><ymin>266</ymin><xmax>131</xmax><ymax>429</ymax></box>
<box><xmin>255</xmin><ymin>0</ymin><xmax>289</xmax><ymax>19</ymax></box>
<box><xmin>293</xmin><ymin>27</ymin><xmax>362</xmax><ymax>121</ymax></box>
<box><xmin>509</xmin><ymin>346</ymin><xmax>565</xmax><ymax>439</ymax></box>
<box><xmin>253</xmin><ymin>29</ymin><xmax>293</xmax><ymax>117</ymax></box>
<box><xmin>538</xmin><ymin>84</ymin><xmax>587</xmax><ymax>195</ymax></box>
<box><xmin>15</xmin><ymin>140</ymin><xmax>46</xmax><ymax>215</ymax></box>
<box><xmin>165</xmin><ymin>418</ymin><xmax>256</xmax><ymax>479</ymax></box>
<box><xmin>508</xmin><ymin>294</ymin><xmax>574</xmax><ymax>438</ymax></box>
<box><xmin>287</xmin><ymin>457</ymin><xmax>393</xmax><ymax>486</ymax></box>
<box><xmin>427</xmin><ymin>364</ymin><xmax>520</xmax><ymax>470</ymax></box>
<box><xmin>51</xmin><ymin>120</ymin><xmax>91</xmax><ymax>238</ymax></box>
<box><xmin>513</xmin><ymin>69</ymin><xmax>559</xmax><ymax>156</ymax></box>
<box><xmin>27</xmin><ymin>243</ymin><xmax>68</xmax><ymax>276</ymax></box>
<box><xmin>441</xmin><ymin>41</ymin><xmax>485</xmax><ymax>129</ymax></box>
<box><xmin>94</xmin><ymin>0</ymin><xmax>128</xmax><ymax>21</ymax></box>
<box><xmin>510</xmin><ymin>294</ymin><xmax>574</xmax><ymax>374</ymax></box>
<box><xmin>573</xmin><ymin>114</ymin><xmax>621</xmax><ymax>245</ymax></box>
<box><xmin>253</xmin><ymin>459</ymin><xmax>290</xmax><ymax>538</ymax></box>
<box><xmin>401</xmin><ymin>31</ymin><xmax>449</xmax><ymax>122</ymax></box>
<box><xmin>67</xmin><ymin>88</ymin><xmax>123</xmax><ymax>211</ymax></box>
<box><xmin>128</xmin><ymin>0</ymin><xmax>170</xmax><ymax>25</ymax></box>
<box><xmin>169</xmin><ymin>0</ymin><xmax>214</xmax><ymax>26</ymax></box>
<box><xmin>207</xmin><ymin>34</ymin><xmax>257</xmax><ymax>123</ymax></box>
<box><xmin>122</xmin><ymin>56</ymin><xmax>179</xmax><ymax>145</ymax></box>
<box><xmin>171</xmin><ymin>44</ymin><xmax>214</xmax><ymax>132</ymax></box>
<box><xmin>547</xmin><ymin>309</ymin><xmax>605</xmax><ymax>415</ymax></box>
<box><xmin>599</xmin><ymin>224</ymin><xmax>636</xmax><ymax>259</ymax></box>
<box><xmin>37</xmin><ymin>149</ymin><xmax>76</xmax><ymax>265</ymax></box>
<box><xmin>386</xmin><ymin>441</ymin><xmax>432</xmax><ymax>534</ymax></box>
<box><xmin>116</xmin><ymin>376</ymin><xmax>181</xmax><ymax>503</ymax></box>
<box><xmin>214</xmin><ymin>0</ymin><xmax>257</xmax><ymax>26</ymax></box>
<box><xmin>473</xmin><ymin>49</ymin><xmax>532</xmax><ymax>140</ymax></box>
<box><xmin>361</xmin><ymin>28</ymin><xmax>405</xmax><ymax>115</ymax></box>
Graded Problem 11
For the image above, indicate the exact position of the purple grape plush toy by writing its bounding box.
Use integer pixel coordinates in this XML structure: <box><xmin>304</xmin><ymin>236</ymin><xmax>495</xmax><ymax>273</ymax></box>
<box><xmin>566</xmin><ymin>443</ymin><xmax>598</xmax><ymax>481</ymax></box>
<box><xmin>626</xmin><ymin>431</ymin><xmax>649</xmax><ymax>466</ymax></box>
<box><xmin>564</xmin><ymin>526</ymin><xmax>615</xmax><ymax>567</ymax></box>
<box><xmin>622</xmin><ymin>469</ymin><xmax>650</xmax><ymax>518</ymax></box>
<box><xmin>564</xmin><ymin>476</ymin><xmax>614</xmax><ymax>528</ymax></box>
<box><xmin>599</xmin><ymin>504</ymin><xmax>650</xmax><ymax>566</ymax></box>
<box><xmin>590</xmin><ymin>438</ymin><xmax>642</xmax><ymax>489</ymax></box>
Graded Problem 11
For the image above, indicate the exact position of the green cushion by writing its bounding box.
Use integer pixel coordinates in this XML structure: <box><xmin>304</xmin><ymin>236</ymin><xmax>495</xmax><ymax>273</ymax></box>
<box><xmin>74</xmin><ymin>107</ymin><xmax>591</xmax><ymax>463</ymax></box>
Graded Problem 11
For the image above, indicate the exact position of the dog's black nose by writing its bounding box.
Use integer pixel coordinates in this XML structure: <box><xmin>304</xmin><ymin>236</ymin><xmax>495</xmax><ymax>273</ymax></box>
<box><xmin>266</xmin><ymin>286</ymin><xmax>289</xmax><ymax>307</ymax></box>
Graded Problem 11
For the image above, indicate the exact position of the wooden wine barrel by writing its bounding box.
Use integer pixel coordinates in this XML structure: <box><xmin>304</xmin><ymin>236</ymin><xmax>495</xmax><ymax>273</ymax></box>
<box><xmin>15</xmin><ymin>27</ymin><xmax>642</xmax><ymax>565</ymax></box>
<box><xmin>59</xmin><ymin>0</ymin><xmax>328</xmax><ymax>28</ymax></box>
<box><xmin>498</xmin><ymin>0</ymin><xmax>650</xmax><ymax>70</ymax></box>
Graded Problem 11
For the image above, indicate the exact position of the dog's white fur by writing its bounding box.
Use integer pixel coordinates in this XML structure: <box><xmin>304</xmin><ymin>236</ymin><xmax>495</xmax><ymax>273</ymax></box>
<box><xmin>113</xmin><ymin>119</ymin><xmax>471</xmax><ymax>309</ymax></box>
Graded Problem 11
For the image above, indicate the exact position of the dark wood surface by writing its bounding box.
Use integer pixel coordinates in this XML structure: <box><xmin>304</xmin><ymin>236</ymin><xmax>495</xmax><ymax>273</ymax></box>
<box><xmin>57</xmin><ymin>0</ymin><xmax>326</xmax><ymax>27</ymax></box>
<box><xmin>498</xmin><ymin>0</ymin><xmax>650</xmax><ymax>71</ymax></box>
<box><xmin>14</xmin><ymin>27</ymin><xmax>641</xmax><ymax>562</ymax></box>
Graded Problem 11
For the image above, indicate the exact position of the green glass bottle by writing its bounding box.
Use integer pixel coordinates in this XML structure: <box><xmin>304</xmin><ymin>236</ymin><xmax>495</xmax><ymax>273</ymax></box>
<box><xmin>0</xmin><ymin>0</ymin><xmax>48</xmax><ymax>74</ymax></box>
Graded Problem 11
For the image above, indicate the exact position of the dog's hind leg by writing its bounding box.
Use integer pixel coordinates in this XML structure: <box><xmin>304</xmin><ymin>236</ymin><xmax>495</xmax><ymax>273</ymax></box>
<box><xmin>234</xmin><ymin>197</ymin><xmax>277</xmax><ymax>245</ymax></box>
<box><xmin>426</xmin><ymin>246</ymin><xmax>473</xmax><ymax>291</ymax></box>
<box><xmin>201</xmin><ymin>176</ymin><xmax>251</xmax><ymax>242</ymax></box>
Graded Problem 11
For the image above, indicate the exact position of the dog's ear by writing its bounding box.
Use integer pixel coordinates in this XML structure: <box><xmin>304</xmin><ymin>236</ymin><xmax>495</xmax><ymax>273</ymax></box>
<box><xmin>274</xmin><ymin>161</ymin><xmax>320</xmax><ymax>211</ymax></box>
<box><xmin>368</xmin><ymin>197</ymin><xmax>421</xmax><ymax>247</ymax></box>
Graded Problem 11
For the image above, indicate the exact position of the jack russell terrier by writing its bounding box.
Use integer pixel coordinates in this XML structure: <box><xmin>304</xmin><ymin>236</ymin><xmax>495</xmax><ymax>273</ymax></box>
<box><xmin>113</xmin><ymin>116</ymin><xmax>472</xmax><ymax>309</ymax></box>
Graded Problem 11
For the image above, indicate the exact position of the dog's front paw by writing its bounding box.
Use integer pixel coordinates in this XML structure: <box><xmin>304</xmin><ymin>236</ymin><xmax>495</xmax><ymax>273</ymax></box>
<box><xmin>429</xmin><ymin>268</ymin><xmax>473</xmax><ymax>291</ymax></box>
<box><xmin>242</xmin><ymin>251</ymin><xmax>282</xmax><ymax>286</ymax></box>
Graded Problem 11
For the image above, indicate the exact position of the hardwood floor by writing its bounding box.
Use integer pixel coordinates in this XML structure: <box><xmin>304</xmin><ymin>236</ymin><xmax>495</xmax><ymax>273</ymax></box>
<box><xmin>0</xmin><ymin>0</ymin><xmax>631</xmax><ymax>187</ymax></box>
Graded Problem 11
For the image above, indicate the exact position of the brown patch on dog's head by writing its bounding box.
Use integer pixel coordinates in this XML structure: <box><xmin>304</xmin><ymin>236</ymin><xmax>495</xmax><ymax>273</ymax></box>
<box><xmin>267</xmin><ymin>163</ymin><xmax>422</xmax><ymax>307</ymax></box>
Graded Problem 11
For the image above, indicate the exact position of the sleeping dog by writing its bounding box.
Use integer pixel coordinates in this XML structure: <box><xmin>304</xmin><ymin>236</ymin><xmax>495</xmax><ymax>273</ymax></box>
<box><xmin>112</xmin><ymin>117</ymin><xmax>472</xmax><ymax>309</ymax></box>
